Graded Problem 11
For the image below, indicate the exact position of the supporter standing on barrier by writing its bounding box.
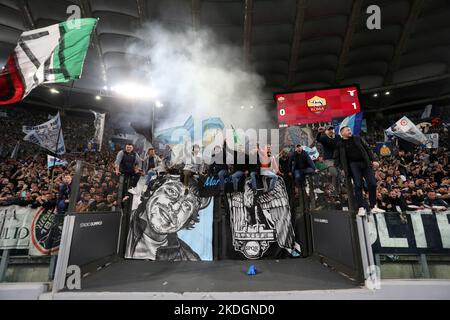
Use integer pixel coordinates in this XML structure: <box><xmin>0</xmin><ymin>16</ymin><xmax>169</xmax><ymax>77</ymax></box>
<box><xmin>334</xmin><ymin>126</ymin><xmax>385</xmax><ymax>216</ymax></box>
<box><xmin>143</xmin><ymin>147</ymin><xmax>163</xmax><ymax>191</ymax></box>
<box><xmin>248</xmin><ymin>145</ymin><xmax>262</xmax><ymax>192</ymax></box>
<box><xmin>279</xmin><ymin>149</ymin><xmax>292</xmax><ymax>198</ymax></box>
<box><xmin>182</xmin><ymin>142</ymin><xmax>204</xmax><ymax>195</ymax></box>
<box><xmin>208</xmin><ymin>142</ymin><xmax>228</xmax><ymax>190</ymax></box>
<box><xmin>114</xmin><ymin>143</ymin><xmax>142</xmax><ymax>193</ymax></box>
<box><xmin>225</xmin><ymin>139</ymin><xmax>248</xmax><ymax>192</ymax></box>
<box><xmin>289</xmin><ymin>144</ymin><xmax>317</xmax><ymax>195</ymax></box>
<box><xmin>56</xmin><ymin>173</ymin><xmax>72</xmax><ymax>214</ymax></box>
<box><xmin>316</xmin><ymin>125</ymin><xmax>339</xmax><ymax>193</ymax></box>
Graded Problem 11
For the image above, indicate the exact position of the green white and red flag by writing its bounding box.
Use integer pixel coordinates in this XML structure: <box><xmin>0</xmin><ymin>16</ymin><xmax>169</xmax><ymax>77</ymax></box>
<box><xmin>0</xmin><ymin>18</ymin><xmax>97</xmax><ymax>105</ymax></box>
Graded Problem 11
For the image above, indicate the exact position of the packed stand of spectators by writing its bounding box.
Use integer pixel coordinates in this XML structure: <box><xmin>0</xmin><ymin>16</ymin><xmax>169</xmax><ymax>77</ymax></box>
<box><xmin>373</xmin><ymin>147</ymin><xmax>449</xmax><ymax>222</ymax></box>
<box><xmin>115</xmin><ymin>117</ymin><xmax>449</xmax><ymax>220</ymax></box>
<box><xmin>1</xmin><ymin>105</ymin><xmax>449</xmax><ymax>220</ymax></box>
<box><xmin>309</xmin><ymin>123</ymin><xmax>449</xmax><ymax>219</ymax></box>
<box><xmin>0</xmin><ymin>107</ymin><xmax>120</xmax><ymax>214</ymax></box>
<box><xmin>0</xmin><ymin>155</ymin><xmax>59</xmax><ymax>209</ymax></box>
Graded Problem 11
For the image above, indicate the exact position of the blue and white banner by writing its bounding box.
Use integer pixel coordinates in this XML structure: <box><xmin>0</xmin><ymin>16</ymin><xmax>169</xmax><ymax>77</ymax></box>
<box><xmin>156</xmin><ymin>116</ymin><xmax>226</xmax><ymax>147</ymax></box>
<box><xmin>202</xmin><ymin>117</ymin><xmax>224</xmax><ymax>132</ymax></box>
<box><xmin>369</xmin><ymin>210</ymin><xmax>450</xmax><ymax>254</ymax></box>
<box><xmin>385</xmin><ymin>116</ymin><xmax>427</xmax><ymax>145</ymax></box>
<box><xmin>203</xmin><ymin>117</ymin><xmax>225</xmax><ymax>145</ymax></box>
<box><xmin>178</xmin><ymin>199</ymin><xmax>214</xmax><ymax>261</ymax></box>
<box><xmin>47</xmin><ymin>155</ymin><xmax>68</xmax><ymax>168</ymax></box>
<box><xmin>303</xmin><ymin>146</ymin><xmax>320</xmax><ymax>160</ymax></box>
<box><xmin>333</xmin><ymin>112</ymin><xmax>364</xmax><ymax>136</ymax></box>
<box><xmin>155</xmin><ymin>116</ymin><xmax>194</xmax><ymax>145</ymax></box>
<box><xmin>23</xmin><ymin>113</ymin><xmax>65</xmax><ymax>154</ymax></box>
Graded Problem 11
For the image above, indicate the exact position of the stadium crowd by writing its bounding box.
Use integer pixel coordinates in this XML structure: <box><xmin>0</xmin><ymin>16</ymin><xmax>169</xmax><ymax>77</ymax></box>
<box><xmin>0</xmin><ymin>106</ymin><xmax>449</xmax><ymax>221</ymax></box>
<box><xmin>0</xmin><ymin>107</ymin><xmax>120</xmax><ymax>213</ymax></box>
<box><xmin>311</xmin><ymin>124</ymin><xmax>449</xmax><ymax>220</ymax></box>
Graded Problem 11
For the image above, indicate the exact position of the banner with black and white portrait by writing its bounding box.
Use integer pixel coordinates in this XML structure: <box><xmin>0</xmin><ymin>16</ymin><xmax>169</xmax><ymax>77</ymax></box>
<box><xmin>225</xmin><ymin>177</ymin><xmax>300</xmax><ymax>259</ymax></box>
<box><xmin>125</xmin><ymin>175</ymin><xmax>214</xmax><ymax>261</ymax></box>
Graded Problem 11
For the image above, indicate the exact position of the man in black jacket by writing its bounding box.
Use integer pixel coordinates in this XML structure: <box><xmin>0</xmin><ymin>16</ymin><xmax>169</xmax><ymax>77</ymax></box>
<box><xmin>316</xmin><ymin>126</ymin><xmax>339</xmax><ymax>192</ymax></box>
<box><xmin>56</xmin><ymin>174</ymin><xmax>72</xmax><ymax>214</ymax></box>
<box><xmin>279</xmin><ymin>149</ymin><xmax>293</xmax><ymax>198</ymax></box>
<box><xmin>333</xmin><ymin>126</ymin><xmax>385</xmax><ymax>216</ymax></box>
<box><xmin>290</xmin><ymin>144</ymin><xmax>317</xmax><ymax>190</ymax></box>
<box><xmin>208</xmin><ymin>142</ymin><xmax>229</xmax><ymax>190</ymax></box>
<box><xmin>386</xmin><ymin>189</ymin><xmax>408</xmax><ymax>223</ymax></box>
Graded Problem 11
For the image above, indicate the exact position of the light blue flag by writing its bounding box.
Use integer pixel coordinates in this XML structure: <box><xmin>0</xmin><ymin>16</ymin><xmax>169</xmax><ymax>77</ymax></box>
<box><xmin>202</xmin><ymin>117</ymin><xmax>224</xmax><ymax>132</ymax></box>
<box><xmin>334</xmin><ymin>112</ymin><xmax>364</xmax><ymax>136</ymax></box>
<box><xmin>47</xmin><ymin>155</ymin><xmax>68</xmax><ymax>168</ymax></box>
<box><xmin>183</xmin><ymin>115</ymin><xmax>194</xmax><ymax>139</ymax></box>
<box><xmin>302</xmin><ymin>146</ymin><xmax>320</xmax><ymax>160</ymax></box>
<box><xmin>156</xmin><ymin>116</ymin><xmax>225</xmax><ymax>146</ymax></box>
<box><xmin>155</xmin><ymin>116</ymin><xmax>195</xmax><ymax>145</ymax></box>
<box><xmin>177</xmin><ymin>199</ymin><xmax>214</xmax><ymax>261</ymax></box>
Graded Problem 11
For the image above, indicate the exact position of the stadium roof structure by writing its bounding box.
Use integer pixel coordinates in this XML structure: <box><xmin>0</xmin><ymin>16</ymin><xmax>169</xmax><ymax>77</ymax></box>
<box><xmin>1</xmin><ymin>0</ymin><xmax>450</xmax><ymax>114</ymax></box>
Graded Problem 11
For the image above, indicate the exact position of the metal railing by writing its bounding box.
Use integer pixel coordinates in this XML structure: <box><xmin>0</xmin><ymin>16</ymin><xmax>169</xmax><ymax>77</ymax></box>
<box><xmin>52</xmin><ymin>160</ymin><xmax>124</xmax><ymax>292</ymax></box>
<box><xmin>292</xmin><ymin>165</ymin><xmax>367</xmax><ymax>284</ymax></box>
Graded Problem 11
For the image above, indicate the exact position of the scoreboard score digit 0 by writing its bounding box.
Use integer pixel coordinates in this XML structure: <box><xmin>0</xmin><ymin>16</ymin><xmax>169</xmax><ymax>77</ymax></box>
<box><xmin>276</xmin><ymin>86</ymin><xmax>361</xmax><ymax>128</ymax></box>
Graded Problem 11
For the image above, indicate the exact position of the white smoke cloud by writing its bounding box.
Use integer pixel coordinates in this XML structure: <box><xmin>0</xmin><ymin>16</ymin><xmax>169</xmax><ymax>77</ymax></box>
<box><xmin>126</xmin><ymin>23</ymin><xmax>271</xmax><ymax>132</ymax></box>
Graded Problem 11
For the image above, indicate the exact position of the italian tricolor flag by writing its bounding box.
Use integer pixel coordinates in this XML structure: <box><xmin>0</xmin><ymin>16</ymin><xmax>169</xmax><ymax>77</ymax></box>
<box><xmin>0</xmin><ymin>18</ymin><xmax>97</xmax><ymax>105</ymax></box>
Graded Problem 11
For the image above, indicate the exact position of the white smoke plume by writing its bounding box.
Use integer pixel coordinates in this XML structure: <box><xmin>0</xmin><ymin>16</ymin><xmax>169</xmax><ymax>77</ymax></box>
<box><xmin>126</xmin><ymin>23</ymin><xmax>271</xmax><ymax>132</ymax></box>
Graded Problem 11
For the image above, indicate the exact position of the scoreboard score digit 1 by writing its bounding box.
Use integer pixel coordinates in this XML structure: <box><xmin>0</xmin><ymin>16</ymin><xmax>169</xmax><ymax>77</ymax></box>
<box><xmin>276</xmin><ymin>86</ymin><xmax>361</xmax><ymax>127</ymax></box>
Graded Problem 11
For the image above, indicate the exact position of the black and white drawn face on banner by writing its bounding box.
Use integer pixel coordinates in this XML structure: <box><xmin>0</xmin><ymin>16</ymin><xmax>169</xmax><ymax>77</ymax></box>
<box><xmin>126</xmin><ymin>175</ymin><xmax>211</xmax><ymax>260</ymax></box>
<box><xmin>146</xmin><ymin>176</ymin><xmax>209</xmax><ymax>234</ymax></box>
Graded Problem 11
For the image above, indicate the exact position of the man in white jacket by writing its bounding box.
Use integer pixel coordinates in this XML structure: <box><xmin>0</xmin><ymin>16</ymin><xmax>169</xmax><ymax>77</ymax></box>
<box><xmin>259</xmin><ymin>144</ymin><xmax>280</xmax><ymax>192</ymax></box>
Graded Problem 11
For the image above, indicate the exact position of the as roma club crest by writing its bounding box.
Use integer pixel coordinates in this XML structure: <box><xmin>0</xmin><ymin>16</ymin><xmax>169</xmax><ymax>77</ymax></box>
<box><xmin>380</xmin><ymin>145</ymin><xmax>392</xmax><ymax>157</ymax></box>
<box><xmin>307</xmin><ymin>96</ymin><xmax>327</xmax><ymax>114</ymax></box>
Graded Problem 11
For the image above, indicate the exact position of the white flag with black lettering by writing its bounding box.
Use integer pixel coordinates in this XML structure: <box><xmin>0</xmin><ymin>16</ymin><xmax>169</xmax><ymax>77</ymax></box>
<box><xmin>385</xmin><ymin>116</ymin><xmax>427</xmax><ymax>145</ymax></box>
<box><xmin>23</xmin><ymin>112</ymin><xmax>65</xmax><ymax>154</ymax></box>
<box><xmin>91</xmin><ymin>110</ymin><xmax>105</xmax><ymax>151</ymax></box>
